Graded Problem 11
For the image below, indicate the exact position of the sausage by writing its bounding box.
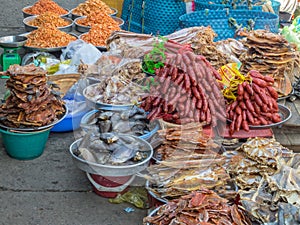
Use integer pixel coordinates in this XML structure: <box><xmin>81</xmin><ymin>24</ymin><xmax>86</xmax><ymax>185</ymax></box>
<box><xmin>174</xmin><ymin>72</ymin><xmax>185</xmax><ymax>85</ymax></box>
<box><xmin>263</xmin><ymin>75</ymin><xmax>275</xmax><ymax>84</ymax></box>
<box><xmin>194</xmin><ymin>110</ymin><xmax>201</xmax><ymax>122</ymax></box>
<box><xmin>171</xmin><ymin>66</ymin><xmax>178</xmax><ymax>81</ymax></box>
<box><xmin>246</xmin><ymin>110</ymin><xmax>254</xmax><ymax>124</ymax></box>
<box><xmin>245</xmin><ymin>99</ymin><xmax>255</xmax><ymax>112</ymax></box>
<box><xmin>208</xmin><ymin>99</ymin><xmax>216</xmax><ymax>116</ymax></box>
<box><xmin>253</xmin><ymin>102</ymin><xmax>261</xmax><ymax>115</ymax></box>
<box><xmin>161</xmin><ymin>77</ymin><xmax>171</xmax><ymax>94</ymax></box>
<box><xmin>245</xmin><ymin>83</ymin><xmax>253</xmax><ymax>96</ymax></box>
<box><xmin>192</xmin><ymin>86</ymin><xmax>201</xmax><ymax>99</ymax></box>
<box><xmin>252</xmin><ymin>77</ymin><xmax>268</xmax><ymax>88</ymax></box>
<box><xmin>196</xmin><ymin>98</ymin><xmax>203</xmax><ymax>109</ymax></box>
<box><xmin>244</xmin><ymin>90</ymin><xmax>250</xmax><ymax>100</ymax></box>
<box><xmin>258</xmin><ymin>116</ymin><xmax>269</xmax><ymax>125</ymax></box>
<box><xmin>257</xmin><ymin>90</ymin><xmax>269</xmax><ymax>104</ymax></box>
<box><xmin>272</xmin><ymin>113</ymin><xmax>282</xmax><ymax>123</ymax></box>
<box><xmin>242</xmin><ymin>120</ymin><xmax>250</xmax><ymax>132</ymax></box>
<box><xmin>153</xmin><ymin>97</ymin><xmax>162</xmax><ymax>107</ymax></box>
<box><xmin>237</xmin><ymin>84</ymin><xmax>244</xmax><ymax>96</ymax></box>
<box><xmin>169</xmin><ymin>92</ymin><xmax>181</xmax><ymax>105</ymax></box>
<box><xmin>235</xmin><ymin>105</ymin><xmax>242</xmax><ymax>115</ymax></box>
<box><xmin>184</xmin><ymin>98</ymin><xmax>191</xmax><ymax>116</ymax></box>
<box><xmin>254</xmin><ymin>93</ymin><xmax>263</xmax><ymax>107</ymax></box>
<box><xmin>242</xmin><ymin>110</ymin><xmax>247</xmax><ymax>121</ymax></box>
<box><xmin>266</xmin><ymin>86</ymin><xmax>278</xmax><ymax>99</ymax></box>
<box><xmin>184</xmin><ymin>74</ymin><xmax>191</xmax><ymax>90</ymax></box>
<box><xmin>235</xmin><ymin>114</ymin><xmax>243</xmax><ymax>132</ymax></box>
<box><xmin>239</xmin><ymin>101</ymin><xmax>247</xmax><ymax>110</ymax></box>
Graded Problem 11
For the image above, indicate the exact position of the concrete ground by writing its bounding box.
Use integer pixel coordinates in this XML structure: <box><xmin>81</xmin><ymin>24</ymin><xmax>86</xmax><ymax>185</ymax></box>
<box><xmin>0</xmin><ymin>1</ymin><xmax>300</xmax><ymax>225</ymax></box>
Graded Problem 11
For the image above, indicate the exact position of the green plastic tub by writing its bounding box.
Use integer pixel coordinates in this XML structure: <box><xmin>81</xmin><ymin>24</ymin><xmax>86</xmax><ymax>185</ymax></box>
<box><xmin>0</xmin><ymin>128</ymin><xmax>51</xmax><ymax>160</ymax></box>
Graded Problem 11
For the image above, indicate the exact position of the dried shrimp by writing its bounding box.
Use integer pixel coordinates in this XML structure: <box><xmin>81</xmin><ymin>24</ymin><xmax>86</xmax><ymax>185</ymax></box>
<box><xmin>72</xmin><ymin>0</ymin><xmax>113</xmax><ymax>16</ymax></box>
<box><xmin>24</xmin><ymin>0</ymin><xmax>67</xmax><ymax>15</ymax></box>
<box><xmin>28</xmin><ymin>12</ymin><xmax>70</xmax><ymax>28</ymax></box>
<box><xmin>25</xmin><ymin>26</ymin><xmax>76</xmax><ymax>48</ymax></box>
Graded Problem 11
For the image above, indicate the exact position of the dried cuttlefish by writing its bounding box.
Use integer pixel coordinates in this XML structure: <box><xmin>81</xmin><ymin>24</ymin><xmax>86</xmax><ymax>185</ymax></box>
<box><xmin>0</xmin><ymin>64</ymin><xmax>65</xmax><ymax>128</ymax></box>
<box><xmin>143</xmin><ymin>190</ymin><xmax>252</xmax><ymax>225</ymax></box>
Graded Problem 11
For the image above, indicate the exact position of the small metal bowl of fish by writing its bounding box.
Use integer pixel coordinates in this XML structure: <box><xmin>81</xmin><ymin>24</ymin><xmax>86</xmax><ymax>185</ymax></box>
<box><xmin>69</xmin><ymin>133</ymin><xmax>153</xmax><ymax>176</ymax></box>
<box><xmin>23</xmin><ymin>16</ymin><xmax>74</xmax><ymax>33</ymax></box>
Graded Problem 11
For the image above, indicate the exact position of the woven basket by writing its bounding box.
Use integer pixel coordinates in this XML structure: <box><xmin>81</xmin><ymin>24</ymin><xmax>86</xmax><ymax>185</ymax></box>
<box><xmin>195</xmin><ymin>0</ymin><xmax>281</xmax><ymax>15</ymax></box>
<box><xmin>143</xmin><ymin>0</ymin><xmax>186</xmax><ymax>35</ymax></box>
<box><xmin>179</xmin><ymin>9</ymin><xmax>279</xmax><ymax>41</ymax></box>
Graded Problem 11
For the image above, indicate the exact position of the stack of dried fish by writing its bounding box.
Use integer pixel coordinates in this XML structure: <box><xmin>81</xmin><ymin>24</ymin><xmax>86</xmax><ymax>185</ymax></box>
<box><xmin>225</xmin><ymin>137</ymin><xmax>300</xmax><ymax>224</ymax></box>
<box><xmin>145</xmin><ymin>124</ymin><xmax>235</xmax><ymax>200</ymax></box>
<box><xmin>143</xmin><ymin>190</ymin><xmax>252</xmax><ymax>225</ymax></box>
<box><xmin>239</xmin><ymin>30</ymin><xmax>300</xmax><ymax>96</ymax></box>
<box><xmin>0</xmin><ymin>64</ymin><xmax>65</xmax><ymax>128</ymax></box>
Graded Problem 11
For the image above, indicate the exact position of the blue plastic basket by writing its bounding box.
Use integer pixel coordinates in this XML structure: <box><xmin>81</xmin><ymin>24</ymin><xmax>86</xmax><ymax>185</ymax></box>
<box><xmin>195</xmin><ymin>0</ymin><xmax>281</xmax><ymax>15</ymax></box>
<box><xmin>121</xmin><ymin>0</ymin><xmax>144</xmax><ymax>33</ymax></box>
<box><xmin>143</xmin><ymin>0</ymin><xmax>186</xmax><ymax>35</ymax></box>
<box><xmin>179</xmin><ymin>9</ymin><xmax>279</xmax><ymax>41</ymax></box>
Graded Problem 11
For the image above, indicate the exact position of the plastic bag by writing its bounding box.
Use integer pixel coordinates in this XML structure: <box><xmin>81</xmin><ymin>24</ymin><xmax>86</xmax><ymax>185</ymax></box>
<box><xmin>60</xmin><ymin>39</ymin><xmax>102</xmax><ymax>65</ymax></box>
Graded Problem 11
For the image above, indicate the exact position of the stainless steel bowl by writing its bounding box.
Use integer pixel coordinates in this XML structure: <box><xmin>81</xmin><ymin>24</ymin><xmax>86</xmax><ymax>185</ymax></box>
<box><xmin>23</xmin><ymin>16</ymin><xmax>74</xmax><ymax>33</ymax></box>
<box><xmin>69</xmin><ymin>135</ymin><xmax>153</xmax><ymax>176</ymax></box>
<box><xmin>22</xmin><ymin>6</ymin><xmax>71</xmax><ymax>18</ymax></box>
<box><xmin>74</xmin><ymin>16</ymin><xmax>124</xmax><ymax>33</ymax></box>
<box><xmin>0</xmin><ymin>35</ymin><xmax>27</xmax><ymax>48</ymax></box>
<box><xmin>71</xmin><ymin>7</ymin><xmax>118</xmax><ymax>20</ymax></box>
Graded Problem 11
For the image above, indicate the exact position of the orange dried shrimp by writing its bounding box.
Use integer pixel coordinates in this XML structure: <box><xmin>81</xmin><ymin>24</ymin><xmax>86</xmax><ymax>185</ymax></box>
<box><xmin>24</xmin><ymin>0</ymin><xmax>68</xmax><ymax>15</ymax></box>
<box><xmin>28</xmin><ymin>12</ymin><xmax>70</xmax><ymax>28</ymax></box>
<box><xmin>72</xmin><ymin>0</ymin><xmax>113</xmax><ymax>16</ymax></box>
<box><xmin>25</xmin><ymin>26</ymin><xmax>76</xmax><ymax>48</ymax></box>
<box><xmin>80</xmin><ymin>22</ymin><xmax>120</xmax><ymax>47</ymax></box>
<box><xmin>76</xmin><ymin>11</ymin><xmax>119</xmax><ymax>27</ymax></box>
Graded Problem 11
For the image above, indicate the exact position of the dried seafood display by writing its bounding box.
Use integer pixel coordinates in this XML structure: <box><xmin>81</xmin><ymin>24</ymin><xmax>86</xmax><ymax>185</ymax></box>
<box><xmin>225</xmin><ymin>137</ymin><xmax>300</xmax><ymax>224</ymax></box>
<box><xmin>80</xmin><ymin>23</ymin><xmax>121</xmax><ymax>47</ymax></box>
<box><xmin>239</xmin><ymin>30</ymin><xmax>300</xmax><ymax>97</ymax></box>
<box><xmin>25</xmin><ymin>26</ymin><xmax>76</xmax><ymax>48</ymax></box>
<box><xmin>72</xmin><ymin>0</ymin><xmax>113</xmax><ymax>16</ymax></box>
<box><xmin>141</xmin><ymin>51</ymin><xmax>226</xmax><ymax>126</ymax></box>
<box><xmin>225</xmin><ymin>70</ymin><xmax>281</xmax><ymax>134</ymax></box>
<box><xmin>81</xmin><ymin>106</ymin><xmax>153</xmax><ymax>137</ymax></box>
<box><xmin>75</xmin><ymin>133</ymin><xmax>150</xmax><ymax>165</ymax></box>
<box><xmin>143</xmin><ymin>190</ymin><xmax>252</xmax><ymax>225</ymax></box>
<box><xmin>215</xmin><ymin>38</ymin><xmax>246</xmax><ymax>64</ymax></box>
<box><xmin>144</xmin><ymin>124</ymin><xmax>236</xmax><ymax>201</ymax></box>
<box><xmin>24</xmin><ymin>0</ymin><xmax>68</xmax><ymax>15</ymax></box>
<box><xmin>83</xmin><ymin>74</ymin><xmax>144</xmax><ymax>105</ymax></box>
<box><xmin>0</xmin><ymin>65</ymin><xmax>65</xmax><ymax>128</ymax></box>
<box><xmin>28</xmin><ymin>12</ymin><xmax>70</xmax><ymax>27</ymax></box>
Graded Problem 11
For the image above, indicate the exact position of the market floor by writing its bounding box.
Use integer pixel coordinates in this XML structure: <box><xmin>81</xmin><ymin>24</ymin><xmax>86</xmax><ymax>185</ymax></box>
<box><xmin>0</xmin><ymin>132</ymin><xmax>147</xmax><ymax>225</ymax></box>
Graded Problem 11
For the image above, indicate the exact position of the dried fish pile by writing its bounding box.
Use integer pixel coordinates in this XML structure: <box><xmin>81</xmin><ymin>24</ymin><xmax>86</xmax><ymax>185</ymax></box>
<box><xmin>145</xmin><ymin>124</ymin><xmax>235</xmax><ymax>200</ymax></box>
<box><xmin>239</xmin><ymin>30</ymin><xmax>299</xmax><ymax>97</ymax></box>
<box><xmin>75</xmin><ymin>133</ymin><xmax>150</xmax><ymax>165</ymax></box>
<box><xmin>72</xmin><ymin>0</ymin><xmax>113</xmax><ymax>16</ymax></box>
<box><xmin>24</xmin><ymin>0</ymin><xmax>68</xmax><ymax>15</ymax></box>
<box><xmin>225</xmin><ymin>137</ymin><xmax>300</xmax><ymax>224</ymax></box>
<box><xmin>28</xmin><ymin>12</ymin><xmax>70</xmax><ymax>28</ymax></box>
<box><xmin>81</xmin><ymin>106</ymin><xmax>152</xmax><ymax>137</ymax></box>
<box><xmin>0</xmin><ymin>65</ymin><xmax>65</xmax><ymax>128</ymax></box>
<box><xmin>141</xmin><ymin>51</ymin><xmax>226</xmax><ymax>126</ymax></box>
<box><xmin>143</xmin><ymin>190</ymin><xmax>252</xmax><ymax>225</ymax></box>
<box><xmin>215</xmin><ymin>38</ymin><xmax>246</xmax><ymax>64</ymax></box>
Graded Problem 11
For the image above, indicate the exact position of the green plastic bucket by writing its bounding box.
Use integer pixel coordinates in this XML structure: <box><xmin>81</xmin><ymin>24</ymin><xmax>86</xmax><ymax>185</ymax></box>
<box><xmin>0</xmin><ymin>128</ymin><xmax>51</xmax><ymax>160</ymax></box>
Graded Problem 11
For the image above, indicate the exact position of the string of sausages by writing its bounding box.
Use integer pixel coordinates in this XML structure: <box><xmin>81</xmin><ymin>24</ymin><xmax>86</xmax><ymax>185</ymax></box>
<box><xmin>140</xmin><ymin>51</ymin><xmax>226</xmax><ymax>127</ymax></box>
<box><xmin>226</xmin><ymin>70</ymin><xmax>281</xmax><ymax>134</ymax></box>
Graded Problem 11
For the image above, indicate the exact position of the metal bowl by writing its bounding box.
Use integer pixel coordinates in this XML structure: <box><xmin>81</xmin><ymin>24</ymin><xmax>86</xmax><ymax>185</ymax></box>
<box><xmin>69</xmin><ymin>135</ymin><xmax>153</xmax><ymax>176</ymax></box>
<box><xmin>23</xmin><ymin>33</ymin><xmax>78</xmax><ymax>52</ymax></box>
<box><xmin>22</xmin><ymin>6</ymin><xmax>70</xmax><ymax>18</ymax></box>
<box><xmin>0</xmin><ymin>105</ymin><xmax>68</xmax><ymax>132</ymax></box>
<box><xmin>74</xmin><ymin>16</ymin><xmax>124</xmax><ymax>33</ymax></box>
<box><xmin>71</xmin><ymin>7</ymin><xmax>118</xmax><ymax>20</ymax></box>
<box><xmin>23</xmin><ymin>16</ymin><xmax>74</xmax><ymax>33</ymax></box>
<box><xmin>83</xmin><ymin>83</ymin><xmax>141</xmax><ymax>111</ymax></box>
<box><xmin>145</xmin><ymin>180</ymin><xmax>168</xmax><ymax>204</ymax></box>
<box><xmin>0</xmin><ymin>35</ymin><xmax>27</xmax><ymax>48</ymax></box>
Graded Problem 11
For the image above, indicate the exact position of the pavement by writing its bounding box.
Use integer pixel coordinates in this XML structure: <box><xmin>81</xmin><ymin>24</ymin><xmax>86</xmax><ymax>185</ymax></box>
<box><xmin>0</xmin><ymin>1</ymin><xmax>300</xmax><ymax>225</ymax></box>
